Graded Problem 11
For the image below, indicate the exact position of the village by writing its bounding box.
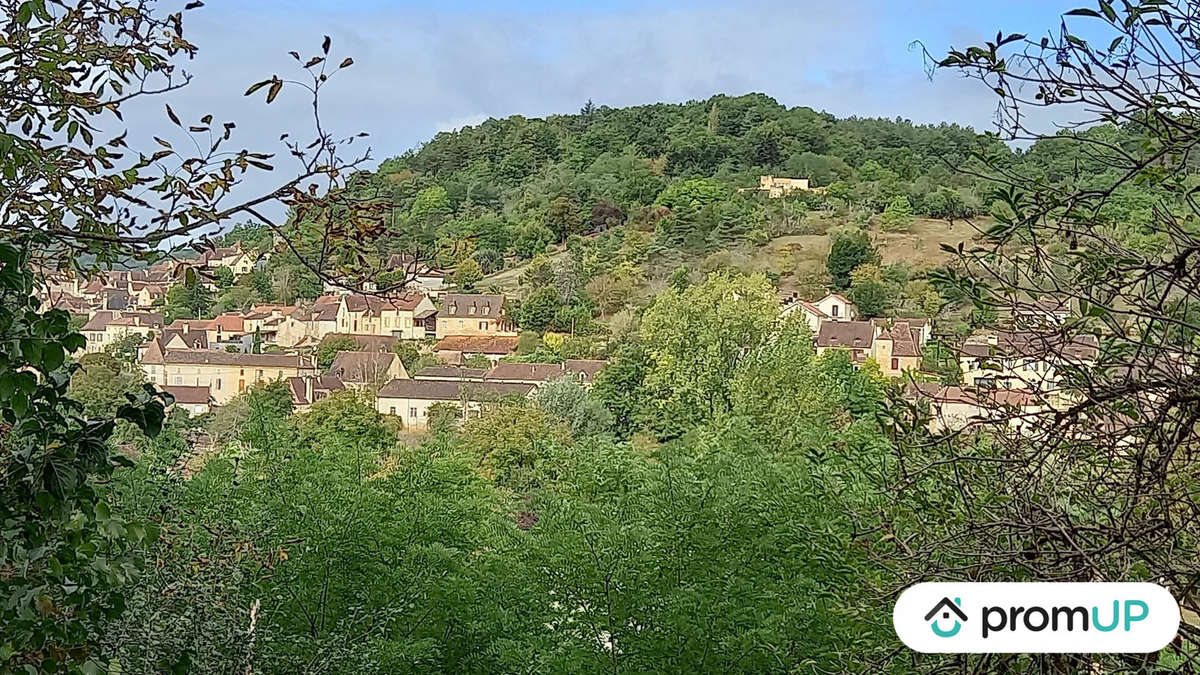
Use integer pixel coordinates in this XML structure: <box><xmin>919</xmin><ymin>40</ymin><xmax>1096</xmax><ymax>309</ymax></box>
<box><xmin>37</xmin><ymin>238</ymin><xmax>1102</xmax><ymax>435</ymax></box>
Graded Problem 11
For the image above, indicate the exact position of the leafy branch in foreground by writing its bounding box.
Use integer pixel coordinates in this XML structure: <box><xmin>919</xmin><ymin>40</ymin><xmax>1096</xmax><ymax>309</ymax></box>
<box><xmin>0</xmin><ymin>0</ymin><xmax>423</xmax><ymax>293</ymax></box>
<box><xmin>892</xmin><ymin>2</ymin><xmax>1200</xmax><ymax>671</ymax></box>
<box><xmin>1</xmin><ymin>241</ymin><xmax>167</xmax><ymax>671</ymax></box>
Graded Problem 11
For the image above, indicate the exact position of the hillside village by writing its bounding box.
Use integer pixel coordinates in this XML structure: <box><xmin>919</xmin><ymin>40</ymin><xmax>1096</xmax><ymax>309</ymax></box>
<box><xmin>40</xmin><ymin>229</ymin><xmax>1103</xmax><ymax>435</ymax></box>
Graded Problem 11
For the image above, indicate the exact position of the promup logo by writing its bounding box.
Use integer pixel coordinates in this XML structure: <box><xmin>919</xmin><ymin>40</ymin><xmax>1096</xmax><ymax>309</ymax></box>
<box><xmin>925</xmin><ymin>597</ymin><xmax>967</xmax><ymax>638</ymax></box>
<box><xmin>894</xmin><ymin>583</ymin><xmax>1180</xmax><ymax>653</ymax></box>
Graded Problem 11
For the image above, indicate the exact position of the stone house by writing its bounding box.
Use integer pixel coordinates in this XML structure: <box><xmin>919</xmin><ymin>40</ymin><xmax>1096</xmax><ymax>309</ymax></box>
<box><xmin>140</xmin><ymin>340</ymin><xmax>317</xmax><ymax>405</ymax></box>
<box><xmin>434</xmin><ymin>293</ymin><xmax>515</xmax><ymax>338</ymax></box>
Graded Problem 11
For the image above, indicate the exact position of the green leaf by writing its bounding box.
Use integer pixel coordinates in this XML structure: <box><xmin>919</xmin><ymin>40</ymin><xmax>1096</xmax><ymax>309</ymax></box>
<box><xmin>1098</xmin><ymin>0</ymin><xmax>1117</xmax><ymax>22</ymax></box>
<box><xmin>15</xmin><ymin>1</ymin><xmax>33</xmax><ymax>24</ymax></box>
<box><xmin>42</xmin><ymin>342</ymin><xmax>64</xmax><ymax>371</ymax></box>
<box><xmin>20</xmin><ymin>338</ymin><xmax>42</xmax><ymax>365</ymax></box>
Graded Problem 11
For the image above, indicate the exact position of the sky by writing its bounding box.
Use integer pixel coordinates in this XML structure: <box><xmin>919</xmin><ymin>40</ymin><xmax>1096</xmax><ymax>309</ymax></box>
<box><xmin>119</xmin><ymin>0</ymin><xmax>1084</xmax><ymax>227</ymax></box>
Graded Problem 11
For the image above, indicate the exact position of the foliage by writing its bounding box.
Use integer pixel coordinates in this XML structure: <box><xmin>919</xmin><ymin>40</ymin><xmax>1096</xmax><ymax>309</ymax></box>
<box><xmin>163</xmin><ymin>278</ymin><xmax>214</xmax><ymax>323</ymax></box>
<box><xmin>317</xmin><ymin>335</ymin><xmax>359</xmax><ymax>369</ymax></box>
<box><xmin>848</xmin><ymin>278</ymin><xmax>889</xmax><ymax>318</ymax></box>
<box><xmin>638</xmin><ymin>272</ymin><xmax>778</xmax><ymax>438</ymax></box>
<box><xmin>878</xmin><ymin>195</ymin><xmax>915</xmax><ymax>232</ymax></box>
<box><xmin>1</xmin><ymin>242</ymin><xmax>165</xmax><ymax>672</ymax></box>
<box><xmin>516</xmin><ymin>287</ymin><xmax>563</xmax><ymax>333</ymax></box>
<box><xmin>457</xmin><ymin>402</ymin><xmax>570</xmax><ymax>493</ymax></box>
<box><xmin>451</xmin><ymin>257</ymin><xmax>484</xmax><ymax>290</ymax></box>
<box><xmin>463</xmin><ymin>354</ymin><xmax>493</xmax><ymax>369</ymax></box>
<box><xmin>102</xmin><ymin>332</ymin><xmax>148</xmax><ymax>366</ymax></box>
<box><xmin>68</xmin><ymin>353</ymin><xmax>148</xmax><ymax>419</ymax></box>
<box><xmin>826</xmin><ymin>228</ymin><xmax>878</xmax><ymax>290</ymax></box>
<box><xmin>532</xmin><ymin>376</ymin><xmax>613</xmax><ymax>438</ymax></box>
<box><xmin>292</xmin><ymin>390</ymin><xmax>395</xmax><ymax>454</ymax></box>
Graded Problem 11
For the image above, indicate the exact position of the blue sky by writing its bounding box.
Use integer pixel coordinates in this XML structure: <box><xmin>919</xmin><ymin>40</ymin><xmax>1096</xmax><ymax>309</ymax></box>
<box><xmin>138</xmin><ymin>0</ymin><xmax>1082</xmax><ymax>154</ymax></box>
<box><xmin>121</xmin><ymin>0</ymin><xmax>1085</xmax><ymax>228</ymax></box>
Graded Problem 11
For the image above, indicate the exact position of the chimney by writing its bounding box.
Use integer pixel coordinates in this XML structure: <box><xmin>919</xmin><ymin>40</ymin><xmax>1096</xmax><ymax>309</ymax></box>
<box><xmin>305</xmin><ymin>375</ymin><xmax>314</xmax><ymax>403</ymax></box>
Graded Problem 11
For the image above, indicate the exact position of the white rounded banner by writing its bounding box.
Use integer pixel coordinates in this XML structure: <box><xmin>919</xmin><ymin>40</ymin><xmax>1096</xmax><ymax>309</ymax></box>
<box><xmin>894</xmin><ymin>582</ymin><xmax>1180</xmax><ymax>653</ymax></box>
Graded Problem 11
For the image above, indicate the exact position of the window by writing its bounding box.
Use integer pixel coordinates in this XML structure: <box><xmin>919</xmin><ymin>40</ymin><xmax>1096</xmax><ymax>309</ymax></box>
<box><xmin>457</xmin><ymin>320</ymin><xmax>464</xmax><ymax>329</ymax></box>
<box><xmin>831</xmin><ymin>305</ymin><xmax>839</xmax><ymax>317</ymax></box>
<box><xmin>174</xmin><ymin>376</ymin><xmax>182</xmax><ymax>384</ymax></box>
<box><xmin>890</xmin><ymin>357</ymin><xmax>899</xmax><ymax>370</ymax></box>
<box><xmin>256</xmin><ymin>369</ymin><xmax>263</xmax><ymax>379</ymax></box>
<box><xmin>389</xmin><ymin>407</ymin><xmax>396</xmax><ymax>415</ymax></box>
<box><xmin>479</xmin><ymin>321</ymin><xmax>487</xmax><ymax>330</ymax></box>
<box><xmin>409</xmin><ymin>407</ymin><xmax>417</xmax><ymax>418</ymax></box>
<box><xmin>469</xmin><ymin>305</ymin><xmax>476</xmax><ymax>315</ymax></box>
<box><xmin>215</xmin><ymin>378</ymin><xmax>221</xmax><ymax>390</ymax></box>
<box><xmin>277</xmin><ymin>370</ymin><xmax>283</xmax><ymax>379</ymax></box>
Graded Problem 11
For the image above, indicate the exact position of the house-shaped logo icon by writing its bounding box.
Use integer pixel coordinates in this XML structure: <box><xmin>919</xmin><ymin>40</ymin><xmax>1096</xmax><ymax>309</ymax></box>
<box><xmin>924</xmin><ymin>597</ymin><xmax>967</xmax><ymax>638</ymax></box>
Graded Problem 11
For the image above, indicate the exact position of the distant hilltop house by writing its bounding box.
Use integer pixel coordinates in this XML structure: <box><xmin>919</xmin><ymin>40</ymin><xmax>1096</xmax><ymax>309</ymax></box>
<box><xmin>740</xmin><ymin>175</ymin><xmax>810</xmax><ymax>198</ymax></box>
<box><xmin>386</xmin><ymin>253</ymin><xmax>448</xmax><ymax>297</ymax></box>
<box><xmin>1011</xmin><ymin>297</ymin><xmax>1073</xmax><ymax>328</ymax></box>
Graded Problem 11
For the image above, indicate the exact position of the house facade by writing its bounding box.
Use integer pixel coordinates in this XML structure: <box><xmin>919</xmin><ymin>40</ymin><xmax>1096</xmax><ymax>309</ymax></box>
<box><xmin>335</xmin><ymin>293</ymin><xmax>435</xmax><ymax>339</ymax></box>
<box><xmin>815</xmin><ymin>319</ymin><xmax>926</xmax><ymax>377</ymax></box>
<box><xmin>375</xmin><ymin>379</ymin><xmax>534</xmax><ymax>430</ymax></box>
<box><xmin>435</xmin><ymin>293</ymin><xmax>515</xmax><ymax>338</ymax></box>
<box><xmin>80</xmin><ymin>311</ymin><xmax>164</xmax><ymax>353</ymax></box>
<box><xmin>140</xmin><ymin>340</ymin><xmax>318</xmax><ymax>405</ymax></box>
<box><xmin>328</xmin><ymin>351</ymin><xmax>408</xmax><ymax>390</ymax></box>
<box><xmin>959</xmin><ymin>332</ymin><xmax>1099</xmax><ymax>391</ymax></box>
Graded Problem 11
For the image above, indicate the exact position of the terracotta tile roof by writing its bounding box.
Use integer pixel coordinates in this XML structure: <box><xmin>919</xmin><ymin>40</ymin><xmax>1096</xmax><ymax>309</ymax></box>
<box><xmin>434</xmin><ymin>335</ymin><xmax>519</xmax><ymax>355</ymax></box>
<box><xmin>329</xmin><ymin>351</ymin><xmax>400</xmax><ymax>382</ymax></box>
<box><xmin>875</xmin><ymin>320</ymin><xmax>922</xmax><ymax>357</ymax></box>
<box><xmin>960</xmin><ymin>331</ymin><xmax>1099</xmax><ymax>361</ymax></box>
<box><xmin>484</xmin><ymin>362</ymin><xmax>568</xmax><ymax>382</ymax></box>
<box><xmin>414</xmin><ymin>366</ymin><xmax>487</xmax><ymax>381</ymax></box>
<box><xmin>162</xmin><ymin>329</ymin><xmax>209</xmax><ymax>350</ymax></box>
<box><xmin>162</xmin><ymin>385</ymin><xmax>212</xmax><ymax>405</ymax></box>
<box><xmin>212</xmin><ymin>314</ymin><xmax>245</xmax><ymax>332</ymax></box>
<box><xmin>83</xmin><ymin>311</ymin><xmax>163</xmax><ymax>331</ymax></box>
<box><xmin>815</xmin><ymin>321</ymin><xmax>875</xmax><ymax>349</ymax></box>
<box><xmin>159</xmin><ymin>350</ymin><xmax>316</xmax><ymax>368</ymax></box>
<box><xmin>167</xmin><ymin>318</ymin><xmax>217</xmax><ymax>331</ymax></box>
<box><xmin>81</xmin><ymin>310</ymin><xmax>119</xmax><ymax>332</ymax></box>
<box><xmin>439</xmin><ymin>293</ymin><xmax>504</xmax><ymax>319</ymax></box>
<box><xmin>564</xmin><ymin>359</ymin><xmax>607</xmax><ymax>380</ymax></box>
<box><xmin>377</xmin><ymin>378</ymin><xmax>533</xmax><ymax>401</ymax></box>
